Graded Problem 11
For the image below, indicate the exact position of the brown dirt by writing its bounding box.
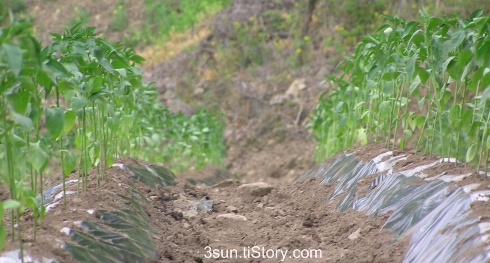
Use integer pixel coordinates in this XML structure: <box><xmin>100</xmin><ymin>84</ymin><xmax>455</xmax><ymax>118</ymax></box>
<box><xmin>2</xmin><ymin>154</ymin><xmax>409</xmax><ymax>262</ymax></box>
<box><xmin>27</xmin><ymin>0</ymin><xmax>146</xmax><ymax>45</ymax></box>
<box><xmin>6</xmin><ymin>141</ymin><xmax>490</xmax><ymax>262</ymax></box>
<box><xmin>4</xmin><ymin>142</ymin><xmax>490</xmax><ymax>262</ymax></box>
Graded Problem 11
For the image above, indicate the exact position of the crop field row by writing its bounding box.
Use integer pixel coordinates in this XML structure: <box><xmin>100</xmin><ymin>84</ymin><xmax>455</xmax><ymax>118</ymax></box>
<box><xmin>310</xmin><ymin>10</ymin><xmax>490</xmax><ymax>174</ymax></box>
<box><xmin>0</xmin><ymin>20</ymin><xmax>225</xmax><ymax>253</ymax></box>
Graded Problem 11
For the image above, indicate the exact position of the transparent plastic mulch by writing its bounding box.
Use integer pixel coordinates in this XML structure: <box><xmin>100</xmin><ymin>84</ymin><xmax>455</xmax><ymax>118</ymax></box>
<box><xmin>47</xmin><ymin>161</ymin><xmax>176</xmax><ymax>263</ymax></box>
<box><xmin>298</xmin><ymin>153</ymin><xmax>490</xmax><ymax>263</ymax></box>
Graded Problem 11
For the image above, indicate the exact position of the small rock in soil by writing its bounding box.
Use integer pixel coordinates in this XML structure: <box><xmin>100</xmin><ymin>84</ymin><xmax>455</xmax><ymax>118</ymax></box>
<box><xmin>211</xmin><ymin>179</ymin><xmax>240</xmax><ymax>188</ymax></box>
<box><xmin>183</xmin><ymin>210</ymin><xmax>198</xmax><ymax>220</ymax></box>
<box><xmin>226</xmin><ymin>205</ymin><xmax>238</xmax><ymax>213</ymax></box>
<box><xmin>348</xmin><ymin>228</ymin><xmax>362</xmax><ymax>240</ymax></box>
<box><xmin>217</xmin><ymin>213</ymin><xmax>247</xmax><ymax>221</ymax></box>
<box><xmin>237</xmin><ymin>182</ymin><xmax>273</xmax><ymax>198</ymax></box>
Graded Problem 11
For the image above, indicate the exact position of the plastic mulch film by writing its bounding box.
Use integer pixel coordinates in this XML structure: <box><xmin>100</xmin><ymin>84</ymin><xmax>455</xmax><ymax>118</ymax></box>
<box><xmin>329</xmin><ymin>160</ymin><xmax>378</xmax><ymax>200</ymax></box>
<box><xmin>64</xmin><ymin>185</ymin><xmax>158</xmax><ymax>262</ymax></box>
<box><xmin>298</xmin><ymin>153</ymin><xmax>490</xmax><ymax>263</ymax></box>
<box><xmin>5</xmin><ymin>161</ymin><xmax>180</xmax><ymax>263</ymax></box>
<box><xmin>126</xmin><ymin>163</ymin><xmax>176</xmax><ymax>187</ymax></box>
<box><xmin>378</xmin><ymin>178</ymin><xmax>449</xmax><ymax>236</ymax></box>
<box><xmin>294</xmin><ymin>159</ymin><xmax>334</xmax><ymax>181</ymax></box>
<box><xmin>402</xmin><ymin>188</ymin><xmax>487</xmax><ymax>263</ymax></box>
<box><xmin>0</xmin><ymin>250</ymin><xmax>59</xmax><ymax>263</ymax></box>
<box><xmin>320</xmin><ymin>154</ymin><xmax>362</xmax><ymax>184</ymax></box>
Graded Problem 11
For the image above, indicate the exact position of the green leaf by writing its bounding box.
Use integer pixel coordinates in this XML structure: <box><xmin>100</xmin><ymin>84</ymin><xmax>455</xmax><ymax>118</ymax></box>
<box><xmin>64</xmin><ymin>110</ymin><xmax>76</xmax><ymax>132</ymax></box>
<box><xmin>466</xmin><ymin>143</ymin><xmax>477</xmax><ymax>163</ymax></box>
<box><xmin>439</xmin><ymin>90</ymin><xmax>452</xmax><ymax>107</ymax></box>
<box><xmin>427</xmin><ymin>17</ymin><xmax>443</xmax><ymax>32</ymax></box>
<box><xmin>75</xmin><ymin>133</ymin><xmax>83</xmax><ymax>148</ymax></box>
<box><xmin>408</xmin><ymin>113</ymin><xmax>417</xmax><ymax>130</ymax></box>
<box><xmin>62</xmin><ymin>151</ymin><xmax>76</xmax><ymax>176</ymax></box>
<box><xmin>362</xmin><ymin>35</ymin><xmax>380</xmax><ymax>45</ymax></box>
<box><xmin>410</xmin><ymin>33</ymin><xmax>424</xmax><ymax>47</ymax></box>
<box><xmin>70</xmin><ymin>21</ymin><xmax>84</xmax><ymax>35</ymax></box>
<box><xmin>45</xmin><ymin>107</ymin><xmax>65</xmax><ymax>140</ymax></box>
<box><xmin>92</xmin><ymin>46</ymin><xmax>104</xmax><ymax>61</ymax></box>
<box><xmin>468</xmin><ymin>121</ymin><xmax>482</xmax><ymax>140</ymax></box>
<box><xmin>379</xmin><ymin>101</ymin><xmax>391</xmax><ymax>117</ymax></box>
<box><xmin>416</xmin><ymin>115</ymin><xmax>426</xmax><ymax>128</ymax></box>
<box><xmin>487</xmin><ymin>135</ymin><xmax>490</xmax><ymax>150</ymax></box>
<box><xmin>105</xmin><ymin>147</ymin><xmax>114</xmax><ymax>168</ymax></box>
<box><xmin>115</xmin><ymin>68</ymin><xmax>127</xmax><ymax>77</ymax></box>
<box><xmin>1</xmin><ymin>43</ymin><xmax>24</xmax><ymax>76</ymax></box>
<box><xmin>470</xmin><ymin>9</ymin><xmax>483</xmax><ymax>19</ymax></box>
<box><xmin>457</xmin><ymin>49</ymin><xmax>473</xmax><ymax>70</ymax></box>
<box><xmin>360</xmin><ymin>110</ymin><xmax>370</xmax><ymax>120</ymax></box>
<box><xmin>408</xmin><ymin>80</ymin><xmax>421</xmax><ymax>95</ymax></box>
<box><xmin>3</xmin><ymin>199</ymin><xmax>21</xmax><ymax>210</ymax></box>
<box><xmin>443</xmin><ymin>29</ymin><xmax>465</xmax><ymax>55</ymax></box>
<box><xmin>449</xmin><ymin>105</ymin><xmax>461</xmax><ymax>125</ymax></box>
<box><xmin>441</xmin><ymin>56</ymin><xmax>455</xmax><ymax>74</ymax></box>
<box><xmin>20</xmin><ymin>76</ymin><xmax>37</xmax><ymax>92</ymax></box>
<box><xmin>356</xmin><ymin>128</ymin><xmax>367</xmax><ymax>145</ymax></box>
<box><xmin>85</xmin><ymin>76</ymin><xmax>104</xmax><ymax>97</ymax></box>
<box><xmin>111</xmin><ymin>54</ymin><xmax>129</xmax><ymax>69</ymax></box>
<box><xmin>11</xmin><ymin>112</ymin><xmax>33</xmax><ymax>130</ymax></box>
<box><xmin>383</xmin><ymin>81</ymin><xmax>394</xmax><ymax>95</ymax></box>
<box><xmin>28</xmin><ymin>142</ymin><xmax>49</xmax><ymax>172</ymax></box>
<box><xmin>406</xmin><ymin>53</ymin><xmax>417</xmax><ymax>80</ymax></box>
<box><xmin>100</xmin><ymin>58</ymin><xmax>113</xmax><ymax>72</ymax></box>
<box><xmin>7</xmin><ymin>91</ymin><xmax>30</xmax><ymax>114</ymax></box>
<box><xmin>403</xmin><ymin>129</ymin><xmax>413</xmax><ymax>138</ymax></box>
<box><xmin>460</xmin><ymin>108</ymin><xmax>473</xmax><ymax>126</ymax></box>
<box><xmin>476</xmin><ymin>42</ymin><xmax>490</xmax><ymax>66</ymax></box>
<box><xmin>130</xmin><ymin>54</ymin><xmax>145</xmax><ymax>64</ymax></box>
<box><xmin>447</xmin><ymin>59</ymin><xmax>459</xmax><ymax>81</ymax></box>
<box><xmin>71</xmin><ymin>97</ymin><xmax>88</xmax><ymax>111</ymax></box>
<box><xmin>482</xmin><ymin>86</ymin><xmax>490</xmax><ymax>102</ymax></box>
<box><xmin>418</xmin><ymin>96</ymin><xmax>426</xmax><ymax>110</ymax></box>
<box><xmin>58</xmin><ymin>79</ymin><xmax>76</xmax><ymax>93</ymax></box>
<box><xmin>481</xmin><ymin>70</ymin><xmax>490</xmax><ymax>90</ymax></box>
<box><xmin>89</xmin><ymin>144</ymin><xmax>100</xmax><ymax>164</ymax></box>
<box><xmin>47</xmin><ymin>59</ymin><xmax>71</xmax><ymax>77</ymax></box>
<box><xmin>418</xmin><ymin>67</ymin><xmax>430</xmax><ymax>83</ymax></box>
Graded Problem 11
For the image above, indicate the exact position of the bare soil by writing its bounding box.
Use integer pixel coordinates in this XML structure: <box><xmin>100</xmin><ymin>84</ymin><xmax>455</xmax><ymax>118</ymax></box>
<box><xmin>3</xmin><ymin>150</ymin><xmax>409</xmax><ymax>263</ymax></box>
<box><xmin>4</xmin><ymin>142</ymin><xmax>486</xmax><ymax>262</ymax></box>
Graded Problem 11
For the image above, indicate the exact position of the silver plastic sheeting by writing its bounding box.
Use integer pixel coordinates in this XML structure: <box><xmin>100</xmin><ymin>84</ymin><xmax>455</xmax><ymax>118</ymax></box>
<box><xmin>329</xmin><ymin>160</ymin><xmax>378</xmax><ymax>200</ymax></box>
<box><xmin>298</xmin><ymin>153</ymin><xmax>490</xmax><ymax>263</ymax></box>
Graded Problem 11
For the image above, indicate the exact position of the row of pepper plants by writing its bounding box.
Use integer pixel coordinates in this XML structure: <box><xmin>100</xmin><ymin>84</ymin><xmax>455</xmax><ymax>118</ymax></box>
<box><xmin>310</xmin><ymin>10</ymin><xmax>490</xmax><ymax>173</ymax></box>
<box><xmin>0</xmin><ymin>18</ymin><xmax>225</xmax><ymax>253</ymax></box>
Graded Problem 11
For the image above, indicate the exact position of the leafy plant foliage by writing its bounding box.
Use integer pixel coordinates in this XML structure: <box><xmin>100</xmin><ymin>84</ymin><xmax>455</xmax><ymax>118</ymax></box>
<box><xmin>310</xmin><ymin>10</ymin><xmax>490</xmax><ymax>175</ymax></box>
<box><xmin>0</xmin><ymin>19</ymin><xmax>225</xmax><ymax>252</ymax></box>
